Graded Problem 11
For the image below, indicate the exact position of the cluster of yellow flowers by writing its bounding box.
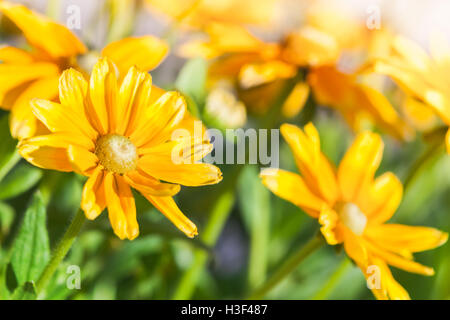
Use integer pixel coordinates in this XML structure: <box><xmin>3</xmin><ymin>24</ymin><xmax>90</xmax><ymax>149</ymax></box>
<box><xmin>0</xmin><ymin>0</ymin><xmax>448</xmax><ymax>300</ymax></box>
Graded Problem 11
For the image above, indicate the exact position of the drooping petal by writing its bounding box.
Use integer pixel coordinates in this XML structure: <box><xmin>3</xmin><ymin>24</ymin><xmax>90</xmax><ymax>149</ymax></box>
<box><xmin>124</xmin><ymin>169</ymin><xmax>181</xmax><ymax>197</ymax></box>
<box><xmin>102</xmin><ymin>36</ymin><xmax>168</xmax><ymax>74</ymax></box>
<box><xmin>138</xmin><ymin>139</ymin><xmax>222</xmax><ymax>186</ymax></box>
<box><xmin>363</xmin><ymin>240</ymin><xmax>435</xmax><ymax>276</ymax></box>
<box><xmin>365</xmin><ymin>224</ymin><xmax>448</xmax><ymax>254</ymax></box>
<box><xmin>357</xmin><ymin>172</ymin><xmax>403</xmax><ymax>225</ymax></box>
<box><xmin>366</xmin><ymin>256</ymin><xmax>411</xmax><ymax>300</ymax></box>
<box><xmin>9</xmin><ymin>75</ymin><xmax>59</xmax><ymax>139</ymax></box>
<box><xmin>260</xmin><ymin>168</ymin><xmax>325</xmax><ymax>217</ymax></box>
<box><xmin>81</xmin><ymin>166</ymin><xmax>106</xmax><ymax>220</ymax></box>
<box><xmin>280</xmin><ymin>122</ymin><xmax>339</xmax><ymax>205</ymax></box>
<box><xmin>144</xmin><ymin>195</ymin><xmax>198</xmax><ymax>238</ymax></box>
<box><xmin>446</xmin><ymin>128</ymin><xmax>450</xmax><ymax>155</ymax></box>
<box><xmin>0</xmin><ymin>2</ymin><xmax>86</xmax><ymax>58</ymax></box>
<box><xmin>338</xmin><ymin>131</ymin><xmax>384</xmax><ymax>203</ymax></box>
<box><xmin>343</xmin><ymin>229</ymin><xmax>368</xmax><ymax>268</ymax></box>
<box><xmin>104</xmin><ymin>173</ymin><xmax>139</xmax><ymax>240</ymax></box>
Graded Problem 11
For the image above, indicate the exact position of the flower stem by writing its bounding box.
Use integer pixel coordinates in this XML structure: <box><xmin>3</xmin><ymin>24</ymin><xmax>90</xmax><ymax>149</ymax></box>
<box><xmin>172</xmin><ymin>189</ymin><xmax>235</xmax><ymax>299</ymax></box>
<box><xmin>35</xmin><ymin>208</ymin><xmax>86</xmax><ymax>296</ymax></box>
<box><xmin>403</xmin><ymin>140</ymin><xmax>444</xmax><ymax>192</ymax></box>
<box><xmin>312</xmin><ymin>257</ymin><xmax>351</xmax><ymax>300</ymax></box>
<box><xmin>247</xmin><ymin>234</ymin><xmax>324</xmax><ymax>299</ymax></box>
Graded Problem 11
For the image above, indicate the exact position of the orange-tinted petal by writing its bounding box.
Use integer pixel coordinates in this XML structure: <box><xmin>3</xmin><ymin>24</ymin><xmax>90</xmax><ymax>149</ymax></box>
<box><xmin>104</xmin><ymin>173</ymin><xmax>139</xmax><ymax>240</ymax></box>
<box><xmin>338</xmin><ymin>131</ymin><xmax>383</xmax><ymax>203</ymax></box>
<box><xmin>81</xmin><ymin>166</ymin><xmax>106</xmax><ymax>220</ymax></box>
<box><xmin>102</xmin><ymin>36</ymin><xmax>168</xmax><ymax>74</ymax></box>
<box><xmin>260</xmin><ymin>168</ymin><xmax>325</xmax><ymax>217</ymax></box>
<box><xmin>144</xmin><ymin>195</ymin><xmax>198</xmax><ymax>238</ymax></box>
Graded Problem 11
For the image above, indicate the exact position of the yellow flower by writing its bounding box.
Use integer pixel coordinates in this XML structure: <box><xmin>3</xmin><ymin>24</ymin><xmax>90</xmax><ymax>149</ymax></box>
<box><xmin>370</xmin><ymin>33</ymin><xmax>450</xmax><ymax>151</ymax></box>
<box><xmin>179</xmin><ymin>17</ymin><xmax>412</xmax><ymax>140</ymax></box>
<box><xmin>260</xmin><ymin>122</ymin><xmax>448</xmax><ymax>299</ymax></box>
<box><xmin>18</xmin><ymin>57</ymin><xmax>222</xmax><ymax>240</ymax></box>
<box><xmin>144</xmin><ymin>0</ymin><xmax>277</xmax><ymax>28</ymax></box>
<box><xmin>0</xmin><ymin>2</ymin><xmax>168</xmax><ymax>139</ymax></box>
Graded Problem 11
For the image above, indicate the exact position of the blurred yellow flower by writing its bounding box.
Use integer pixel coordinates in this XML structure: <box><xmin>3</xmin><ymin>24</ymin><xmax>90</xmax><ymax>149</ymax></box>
<box><xmin>179</xmin><ymin>11</ymin><xmax>412</xmax><ymax>140</ymax></box>
<box><xmin>18</xmin><ymin>58</ymin><xmax>222</xmax><ymax>240</ymax></box>
<box><xmin>0</xmin><ymin>2</ymin><xmax>168</xmax><ymax>139</ymax></box>
<box><xmin>260</xmin><ymin>122</ymin><xmax>448</xmax><ymax>299</ymax></box>
<box><xmin>144</xmin><ymin>0</ymin><xmax>277</xmax><ymax>28</ymax></box>
<box><xmin>371</xmin><ymin>33</ymin><xmax>450</xmax><ymax>151</ymax></box>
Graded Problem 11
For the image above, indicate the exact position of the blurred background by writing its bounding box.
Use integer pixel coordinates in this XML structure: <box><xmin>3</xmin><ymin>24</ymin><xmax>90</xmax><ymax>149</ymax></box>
<box><xmin>0</xmin><ymin>0</ymin><xmax>449</xmax><ymax>300</ymax></box>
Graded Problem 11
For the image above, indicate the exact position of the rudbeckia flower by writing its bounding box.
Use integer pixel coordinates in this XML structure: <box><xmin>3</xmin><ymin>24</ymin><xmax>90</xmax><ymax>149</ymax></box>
<box><xmin>370</xmin><ymin>33</ymin><xmax>450</xmax><ymax>151</ymax></box>
<box><xmin>18</xmin><ymin>57</ymin><xmax>222</xmax><ymax>240</ymax></box>
<box><xmin>0</xmin><ymin>2</ymin><xmax>168</xmax><ymax>139</ymax></box>
<box><xmin>179</xmin><ymin>15</ymin><xmax>412</xmax><ymax>140</ymax></box>
<box><xmin>260</xmin><ymin>122</ymin><xmax>448</xmax><ymax>299</ymax></box>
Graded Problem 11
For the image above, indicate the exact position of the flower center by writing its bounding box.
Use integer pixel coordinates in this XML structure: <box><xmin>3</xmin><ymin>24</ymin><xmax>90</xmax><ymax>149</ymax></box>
<box><xmin>338</xmin><ymin>203</ymin><xmax>367</xmax><ymax>236</ymax></box>
<box><xmin>95</xmin><ymin>134</ymin><xmax>138</xmax><ymax>174</ymax></box>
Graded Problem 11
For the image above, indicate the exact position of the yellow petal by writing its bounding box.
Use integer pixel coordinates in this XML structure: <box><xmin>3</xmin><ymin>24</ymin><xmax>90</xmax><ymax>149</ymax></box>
<box><xmin>0</xmin><ymin>46</ymin><xmax>34</xmax><ymax>63</ymax></box>
<box><xmin>59</xmin><ymin>69</ymin><xmax>98</xmax><ymax>140</ymax></box>
<box><xmin>124</xmin><ymin>169</ymin><xmax>180</xmax><ymax>197</ymax></box>
<box><xmin>343</xmin><ymin>229</ymin><xmax>368</xmax><ymax>267</ymax></box>
<box><xmin>238</xmin><ymin>60</ymin><xmax>297</xmax><ymax>89</ymax></box>
<box><xmin>282</xmin><ymin>26</ymin><xmax>339</xmax><ymax>66</ymax></box>
<box><xmin>67</xmin><ymin>144</ymin><xmax>98</xmax><ymax>176</ymax></box>
<box><xmin>368</xmin><ymin>256</ymin><xmax>411</xmax><ymax>300</ymax></box>
<box><xmin>144</xmin><ymin>195</ymin><xmax>198</xmax><ymax>238</ymax></box>
<box><xmin>366</xmin><ymin>224</ymin><xmax>448</xmax><ymax>254</ymax></box>
<box><xmin>318</xmin><ymin>206</ymin><xmax>341</xmax><ymax>244</ymax></box>
<box><xmin>30</xmin><ymin>99</ymin><xmax>97</xmax><ymax>141</ymax></box>
<box><xmin>357</xmin><ymin>172</ymin><xmax>403</xmax><ymax>225</ymax></box>
<box><xmin>138</xmin><ymin>140</ymin><xmax>222</xmax><ymax>187</ymax></box>
<box><xmin>18</xmin><ymin>134</ymin><xmax>78</xmax><ymax>172</ymax></box>
<box><xmin>117</xmin><ymin>66</ymin><xmax>153</xmax><ymax>136</ymax></box>
<box><xmin>260</xmin><ymin>168</ymin><xmax>325</xmax><ymax>218</ymax></box>
<box><xmin>364</xmin><ymin>240</ymin><xmax>435</xmax><ymax>276</ymax></box>
<box><xmin>102</xmin><ymin>36</ymin><xmax>168</xmax><ymax>74</ymax></box>
<box><xmin>88</xmin><ymin>58</ymin><xmax>119</xmax><ymax>134</ymax></box>
<box><xmin>81</xmin><ymin>166</ymin><xmax>106</xmax><ymax>220</ymax></box>
<box><xmin>9</xmin><ymin>75</ymin><xmax>59</xmax><ymax>139</ymax></box>
<box><xmin>130</xmin><ymin>91</ymin><xmax>186</xmax><ymax>147</ymax></box>
<box><xmin>281</xmin><ymin>82</ymin><xmax>310</xmax><ymax>118</ymax></box>
<box><xmin>104</xmin><ymin>173</ymin><xmax>139</xmax><ymax>240</ymax></box>
<box><xmin>280</xmin><ymin>122</ymin><xmax>339</xmax><ymax>205</ymax></box>
<box><xmin>338</xmin><ymin>131</ymin><xmax>383</xmax><ymax>203</ymax></box>
<box><xmin>0</xmin><ymin>62</ymin><xmax>59</xmax><ymax>105</ymax></box>
<box><xmin>0</xmin><ymin>2</ymin><xmax>86</xmax><ymax>58</ymax></box>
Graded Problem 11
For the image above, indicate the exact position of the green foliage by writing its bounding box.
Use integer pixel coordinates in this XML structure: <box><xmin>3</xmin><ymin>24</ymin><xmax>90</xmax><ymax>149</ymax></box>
<box><xmin>10</xmin><ymin>193</ymin><xmax>50</xmax><ymax>286</ymax></box>
<box><xmin>0</xmin><ymin>164</ymin><xmax>42</xmax><ymax>200</ymax></box>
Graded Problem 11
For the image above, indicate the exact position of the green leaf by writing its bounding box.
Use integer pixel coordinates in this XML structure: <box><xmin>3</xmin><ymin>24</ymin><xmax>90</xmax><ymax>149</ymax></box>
<box><xmin>0</xmin><ymin>114</ymin><xmax>20</xmax><ymax>183</ymax></box>
<box><xmin>175</xmin><ymin>58</ymin><xmax>207</xmax><ymax>108</ymax></box>
<box><xmin>238</xmin><ymin>166</ymin><xmax>271</xmax><ymax>290</ymax></box>
<box><xmin>0</xmin><ymin>164</ymin><xmax>43</xmax><ymax>200</ymax></box>
<box><xmin>10</xmin><ymin>192</ymin><xmax>50</xmax><ymax>285</ymax></box>
<box><xmin>0</xmin><ymin>201</ymin><xmax>14</xmax><ymax>238</ymax></box>
<box><xmin>11</xmin><ymin>281</ymin><xmax>37</xmax><ymax>300</ymax></box>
